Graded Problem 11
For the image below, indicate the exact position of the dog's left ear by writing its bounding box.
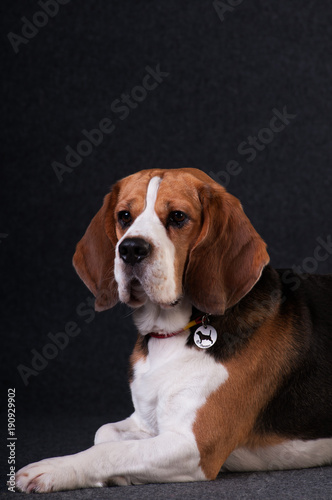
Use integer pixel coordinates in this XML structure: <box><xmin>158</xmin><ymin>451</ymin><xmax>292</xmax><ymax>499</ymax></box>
<box><xmin>185</xmin><ymin>183</ymin><xmax>269</xmax><ymax>315</ymax></box>
<box><xmin>73</xmin><ymin>184</ymin><xmax>120</xmax><ymax>311</ymax></box>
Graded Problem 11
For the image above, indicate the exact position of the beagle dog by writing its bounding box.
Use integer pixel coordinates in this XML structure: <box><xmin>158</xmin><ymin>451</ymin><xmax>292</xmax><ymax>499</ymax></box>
<box><xmin>16</xmin><ymin>168</ymin><xmax>332</xmax><ymax>492</ymax></box>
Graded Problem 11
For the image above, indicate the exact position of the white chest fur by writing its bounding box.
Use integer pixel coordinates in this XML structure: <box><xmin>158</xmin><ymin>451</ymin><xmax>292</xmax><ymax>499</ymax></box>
<box><xmin>130</xmin><ymin>333</ymin><xmax>229</xmax><ymax>436</ymax></box>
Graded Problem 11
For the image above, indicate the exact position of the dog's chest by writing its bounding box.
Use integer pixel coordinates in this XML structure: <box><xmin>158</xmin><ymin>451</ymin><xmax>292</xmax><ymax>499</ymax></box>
<box><xmin>130</xmin><ymin>334</ymin><xmax>229</xmax><ymax>435</ymax></box>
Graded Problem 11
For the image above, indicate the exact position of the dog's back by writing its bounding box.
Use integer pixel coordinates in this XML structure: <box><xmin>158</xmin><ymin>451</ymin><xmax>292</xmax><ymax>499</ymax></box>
<box><xmin>254</xmin><ymin>269</ymin><xmax>332</xmax><ymax>440</ymax></box>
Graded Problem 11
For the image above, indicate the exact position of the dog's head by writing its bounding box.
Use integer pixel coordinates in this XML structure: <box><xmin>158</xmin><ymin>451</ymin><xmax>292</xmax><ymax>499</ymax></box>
<box><xmin>73</xmin><ymin>168</ymin><xmax>269</xmax><ymax>315</ymax></box>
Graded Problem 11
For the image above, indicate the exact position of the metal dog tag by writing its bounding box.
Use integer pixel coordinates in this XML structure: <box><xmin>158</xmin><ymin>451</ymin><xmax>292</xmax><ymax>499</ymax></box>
<box><xmin>194</xmin><ymin>325</ymin><xmax>217</xmax><ymax>349</ymax></box>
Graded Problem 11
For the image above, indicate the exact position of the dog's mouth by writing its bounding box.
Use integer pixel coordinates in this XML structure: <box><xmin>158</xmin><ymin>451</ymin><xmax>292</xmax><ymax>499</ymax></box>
<box><xmin>128</xmin><ymin>279</ymin><xmax>147</xmax><ymax>307</ymax></box>
<box><xmin>157</xmin><ymin>298</ymin><xmax>181</xmax><ymax>309</ymax></box>
<box><xmin>126</xmin><ymin>279</ymin><xmax>181</xmax><ymax>310</ymax></box>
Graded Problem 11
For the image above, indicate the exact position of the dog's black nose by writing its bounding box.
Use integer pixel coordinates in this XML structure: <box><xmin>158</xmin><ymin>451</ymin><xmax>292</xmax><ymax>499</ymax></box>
<box><xmin>118</xmin><ymin>237</ymin><xmax>151</xmax><ymax>265</ymax></box>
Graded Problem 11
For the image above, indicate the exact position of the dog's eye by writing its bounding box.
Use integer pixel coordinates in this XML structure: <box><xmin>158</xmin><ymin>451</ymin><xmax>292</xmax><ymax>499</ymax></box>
<box><xmin>118</xmin><ymin>211</ymin><xmax>132</xmax><ymax>228</ymax></box>
<box><xmin>168</xmin><ymin>211</ymin><xmax>188</xmax><ymax>228</ymax></box>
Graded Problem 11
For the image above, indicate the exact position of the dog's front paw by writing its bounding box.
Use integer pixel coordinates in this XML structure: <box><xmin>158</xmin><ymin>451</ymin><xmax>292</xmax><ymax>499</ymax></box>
<box><xmin>16</xmin><ymin>457</ymin><xmax>79</xmax><ymax>493</ymax></box>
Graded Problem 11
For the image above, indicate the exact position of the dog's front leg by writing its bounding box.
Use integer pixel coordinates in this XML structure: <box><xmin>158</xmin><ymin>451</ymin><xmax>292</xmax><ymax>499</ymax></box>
<box><xmin>16</xmin><ymin>431</ymin><xmax>206</xmax><ymax>492</ymax></box>
<box><xmin>94</xmin><ymin>412</ymin><xmax>154</xmax><ymax>444</ymax></box>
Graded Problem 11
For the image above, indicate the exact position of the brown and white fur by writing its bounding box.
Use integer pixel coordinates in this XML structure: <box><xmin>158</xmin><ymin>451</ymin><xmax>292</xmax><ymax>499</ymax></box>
<box><xmin>16</xmin><ymin>168</ymin><xmax>332</xmax><ymax>492</ymax></box>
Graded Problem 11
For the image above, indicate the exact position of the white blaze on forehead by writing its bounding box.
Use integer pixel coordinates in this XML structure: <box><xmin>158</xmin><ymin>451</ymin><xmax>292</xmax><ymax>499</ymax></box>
<box><xmin>119</xmin><ymin>176</ymin><xmax>163</xmax><ymax>240</ymax></box>
<box><xmin>115</xmin><ymin>176</ymin><xmax>179</xmax><ymax>306</ymax></box>
<box><xmin>145</xmin><ymin>176</ymin><xmax>161</xmax><ymax>211</ymax></box>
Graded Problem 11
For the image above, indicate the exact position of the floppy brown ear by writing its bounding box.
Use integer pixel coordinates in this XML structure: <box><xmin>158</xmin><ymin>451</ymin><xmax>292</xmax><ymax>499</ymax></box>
<box><xmin>72</xmin><ymin>184</ymin><xmax>120</xmax><ymax>311</ymax></box>
<box><xmin>185</xmin><ymin>184</ymin><xmax>269</xmax><ymax>315</ymax></box>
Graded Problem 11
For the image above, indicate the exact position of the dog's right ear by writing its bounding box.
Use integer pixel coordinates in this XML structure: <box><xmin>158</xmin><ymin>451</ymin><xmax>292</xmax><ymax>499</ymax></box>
<box><xmin>73</xmin><ymin>183</ymin><xmax>120</xmax><ymax>311</ymax></box>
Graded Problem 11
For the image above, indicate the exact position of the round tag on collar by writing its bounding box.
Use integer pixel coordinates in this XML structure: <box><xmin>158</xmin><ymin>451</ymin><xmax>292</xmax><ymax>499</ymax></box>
<box><xmin>194</xmin><ymin>325</ymin><xmax>217</xmax><ymax>349</ymax></box>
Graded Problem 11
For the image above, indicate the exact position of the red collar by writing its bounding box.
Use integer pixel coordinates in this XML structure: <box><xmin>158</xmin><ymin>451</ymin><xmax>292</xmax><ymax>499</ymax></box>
<box><xmin>149</xmin><ymin>316</ymin><xmax>203</xmax><ymax>339</ymax></box>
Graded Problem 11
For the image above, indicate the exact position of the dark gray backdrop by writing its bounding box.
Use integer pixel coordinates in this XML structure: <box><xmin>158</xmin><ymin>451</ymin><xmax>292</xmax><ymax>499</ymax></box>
<box><xmin>2</xmin><ymin>0</ymin><xmax>332</xmax><ymax>424</ymax></box>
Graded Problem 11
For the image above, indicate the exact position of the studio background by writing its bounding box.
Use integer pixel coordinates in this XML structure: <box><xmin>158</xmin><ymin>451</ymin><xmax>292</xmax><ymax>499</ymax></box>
<box><xmin>1</xmin><ymin>0</ymin><xmax>332</xmax><ymax>494</ymax></box>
